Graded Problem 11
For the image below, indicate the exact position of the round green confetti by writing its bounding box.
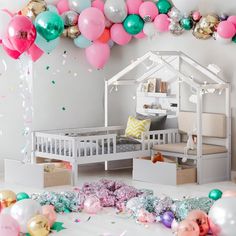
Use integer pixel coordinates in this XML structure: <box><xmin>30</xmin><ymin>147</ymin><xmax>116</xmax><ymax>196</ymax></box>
<box><xmin>46</xmin><ymin>66</ymin><xmax>50</xmax><ymax>70</ymax></box>
<box><xmin>51</xmin><ymin>80</ymin><xmax>56</xmax><ymax>85</ymax></box>
<box><xmin>64</xmin><ymin>50</ymin><xmax>67</xmax><ymax>54</ymax></box>
<box><xmin>62</xmin><ymin>107</ymin><xmax>66</xmax><ymax>111</ymax></box>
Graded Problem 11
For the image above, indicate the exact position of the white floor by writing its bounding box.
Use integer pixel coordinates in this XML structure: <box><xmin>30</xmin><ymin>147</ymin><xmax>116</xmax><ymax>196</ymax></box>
<box><xmin>2</xmin><ymin>163</ymin><xmax>236</xmax><ymax>236</ymax></box>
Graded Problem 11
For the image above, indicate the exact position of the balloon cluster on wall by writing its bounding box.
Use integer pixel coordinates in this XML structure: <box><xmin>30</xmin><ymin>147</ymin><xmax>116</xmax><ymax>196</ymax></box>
<box><xmin>0</xmin><ymin>0</ymin><xmax>236</xmax><ymax>69</ymax></box>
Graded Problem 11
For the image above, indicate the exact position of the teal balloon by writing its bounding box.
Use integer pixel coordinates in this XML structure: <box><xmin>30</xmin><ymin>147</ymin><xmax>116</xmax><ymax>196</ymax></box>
<box><xmin>35</xmin><ymin>11</ymin><xmax>64</xmax><ymax>42</ymax></box>
<box><xmin>156</xmin><ymin>0</ymin><xmax>172</xmax><ymax>14</ymax></box>
<box><xmin>47</xmin><ymin>5</ymin><xmax>59</xmax><ymax>14</ymax></box>
<box><xmin>123</xmin><ymin>14</ymin><xmax>144</xmax><ymax>35</ymax></box>
<box><xmin>35</xmin><ymin>33</ymin><xmax>60</xmax><ymax>53</ymax></box>
<box><xmin>74</xmin><ymin>35</ymin><xmax>92</xmax><ymax>48</ymax></box>
<box><xmin>180</xmin><ymin>17</ymin><xmax>193</xmax><ymax>30</ymax></box>
<box><xmin>209</xmin><ymin>189</ymin><xmax>223</xmax><ymax>201</ymax></box>
<box><xmin>233</xmin><ymin>35</ymin><xmax>236</xmax><ymax>43</ymax></box>
<box><xmin>16</xmin><ymin>192</ymin><xmax>30</xmax><ymax>201</ymax></box>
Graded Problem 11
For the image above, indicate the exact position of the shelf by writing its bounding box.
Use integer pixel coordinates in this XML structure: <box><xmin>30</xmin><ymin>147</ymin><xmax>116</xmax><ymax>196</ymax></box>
<box><xmin>137</xmin><ymin>91</ymin><xmax>176</xmax><ymax>98</ymax></box>
<box><xmin>142</xmin><ymin>108</ymin><xmax>168</xmax><ymax>115</ymax></box>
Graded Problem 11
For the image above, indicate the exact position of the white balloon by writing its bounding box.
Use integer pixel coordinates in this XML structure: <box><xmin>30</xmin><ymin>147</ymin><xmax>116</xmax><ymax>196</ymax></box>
<box><xmin>10</xmin><ymin>199</ymin><xmax>42</xmax><ymax>233</ymax></box>
<box><xmin>45</xmin><ymin>0</ymin><xmax>60</xmax><ymax>5</ymax></box>
<box><xmin>215</xmin><ymin>33</ymin><xmax>231</xmax><ymax>44</ymax></box>
<box><xmin>209</xmin><ymin>197</ymin><xmax>236</xmax><ymax>236</ymax></box>
<box><xmin>172</xmin><ymin>0</ymin><xmax>200</xmax><ymax>15</ymax></box>
<box><xmin>0</xmin><ymin>10</ymin><xmax>11</xmax><ymax>39</ymax></box>
<box><xmin>143</xmin><ymin>22</ymin><xmax>156</xmax><ymax>38</ymax></box>
<box><xmin>0</xmin><ymin>0</ymin><xmax>30</xmax><ymax>13</ymax></box>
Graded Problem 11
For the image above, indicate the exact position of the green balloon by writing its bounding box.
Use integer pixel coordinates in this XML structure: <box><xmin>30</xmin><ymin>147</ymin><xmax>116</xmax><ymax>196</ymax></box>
<box><xmin>156</xmin><ymin>0</ymin><xmax>172</xmax><ymax>14</ymax></box>
<box><xmin>16</xmin><ymin>192</ymin><xmax>30</xmax><ymax>201</ymax></box>
<box><xmin>233</xmin><ymin>35</ymin><xmax>236</xmax><ymax>43</ymax></box>
<box><xmin>208</xmin><ymin>189</ymin><xmax>223</xmax><ymax>201</ymax></box>
<box><xmin>180</xmin><ymin>18</ymin><xmax>193</xmax><ymax>30</ymax></box>
<box><xmin>123</xmin><ymin>14</ymin><xmax>144</xmax><ymax>35</ymax></box>
<box><xmin>35</xmin><ymin>11</ymin><xmax>64</xmax><ymax>42</ymax></box>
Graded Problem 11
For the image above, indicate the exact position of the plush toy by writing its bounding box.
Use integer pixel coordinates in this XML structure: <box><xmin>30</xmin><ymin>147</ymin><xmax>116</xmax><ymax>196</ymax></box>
<box><xmin>151</xmin><ymin>152</ymin><xmax>164</xmax><ymax>164</ymax></box>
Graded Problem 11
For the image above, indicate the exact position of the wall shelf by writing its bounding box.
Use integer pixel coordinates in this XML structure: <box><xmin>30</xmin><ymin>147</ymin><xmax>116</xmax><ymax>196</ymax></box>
<box><xmin>137</xmin><ymin>91</ymin><xmax>176</xmax><ymax>98</ymax></box>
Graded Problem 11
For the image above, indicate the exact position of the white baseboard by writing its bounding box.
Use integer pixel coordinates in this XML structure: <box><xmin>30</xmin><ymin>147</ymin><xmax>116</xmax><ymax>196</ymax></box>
<box><xmin>231</xmin><ymin>171</ymin><xmax>236</xmax><ymax>183</ymax></box>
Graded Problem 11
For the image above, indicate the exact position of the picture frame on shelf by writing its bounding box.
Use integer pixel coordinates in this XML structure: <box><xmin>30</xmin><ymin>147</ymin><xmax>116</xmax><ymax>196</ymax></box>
<box><xmin>147</xmin><ymin>78</ymin><xmax>158</xmax><ymax>93</ymax></box>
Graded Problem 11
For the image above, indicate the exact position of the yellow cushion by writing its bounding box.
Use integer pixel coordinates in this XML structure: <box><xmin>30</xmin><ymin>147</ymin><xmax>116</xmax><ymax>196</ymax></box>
<box><xmin>125</xmin><ymin>116</ymin><xmax>151</xmax><ymax>139</ymax></box>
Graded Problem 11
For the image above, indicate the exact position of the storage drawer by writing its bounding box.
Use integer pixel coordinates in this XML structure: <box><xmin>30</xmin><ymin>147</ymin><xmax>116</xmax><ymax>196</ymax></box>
<box><xmin>133</xmin><ymin>157</ymin><xmax>196</xmax><ymax>185</ymax></box>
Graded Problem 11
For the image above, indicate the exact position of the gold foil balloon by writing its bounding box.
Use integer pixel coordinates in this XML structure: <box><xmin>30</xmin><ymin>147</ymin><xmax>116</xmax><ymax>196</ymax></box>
<box><xmin>63</xmin><ymin>26</ymin><xmax>80</xmax><ymax>39</ymax></box>
<box><xmin>21</xmin><ymin>0</ymin><xmax>47</xmax><ymax>21</ymax></box>
<box><xmin>193</xmin><ymin>14</ymin><xmax>219</xmax><ymax>39</ymax></box>
<box><xmin>27</xmin><ymin>215</ymin><xmax>50</xmax><ymax>236</ymax></box>
<box><xmin>0</xmin><ymin>190</ymin><xmax>16</xmax><ymax>208</ymax></box>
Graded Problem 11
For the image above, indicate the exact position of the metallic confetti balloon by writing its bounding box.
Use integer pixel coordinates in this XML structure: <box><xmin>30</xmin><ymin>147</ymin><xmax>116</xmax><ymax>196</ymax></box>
<box><xmin>61</xmin><ymin>10</ymin><xmax>79</xmax><ymax>26</ymax></box>
<box><xmin>27</xmin><ymin>215</ymin><xmax>50</xmax><ymax>236</ymax></box>
<box><xmin>187</xmin><ymin>210</ymin><xmax>209</xmax><ymax>236</ymax></box>
<box><xmin>104</xmin><ymin>0</ymin><xmax>127</xmax><ymax>23</ymax></box>
<box><xmin>193</xmin><ymin>14</ymin><xmax>219</xmax><ymax>40</ymax></box>
<box><xmin>209</xmin><ymin>197</ymin><xmax>236</xmax><ymax>236</ymax></box>
<box><xmin>169</xmin><ymin>21</ymin><xmax>184</xmax><ymax>36</ymax></box>
<box><xmin>168</xmin><ymin>7</ymin><xmax>183</xmax><ymax>22</ymax></box>
<box><xmin>63</xmin><ymin>25</ymin><xmax>80</xmax><ymax>39</ymax></box>
<box><xmin>0</xmin><ymin>190</ymin><xmax>16</xmax><ymax>209</ymax></box>
<box><xmin>21</xmin><ymin>0</ymin><xmax>47</xmax><ymax>21</ymax></box>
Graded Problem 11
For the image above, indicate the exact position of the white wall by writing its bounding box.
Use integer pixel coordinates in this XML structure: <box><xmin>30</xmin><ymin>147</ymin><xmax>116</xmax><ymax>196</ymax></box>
<box><xmin>0</xmin><ymin>0</ymin><xmax>236</xmax><ymax>172</ymax></box>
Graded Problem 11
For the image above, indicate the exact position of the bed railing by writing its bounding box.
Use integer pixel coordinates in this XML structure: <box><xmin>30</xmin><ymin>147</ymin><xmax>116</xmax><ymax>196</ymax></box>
<box><xmin>141</xmin><ymin>129</ymin><xmax>180</xmax><ymax>150</ymax></box>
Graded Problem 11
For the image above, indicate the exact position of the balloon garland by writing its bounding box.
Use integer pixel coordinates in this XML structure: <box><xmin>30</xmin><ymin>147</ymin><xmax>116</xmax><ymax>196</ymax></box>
<box><xmin>0</xmin><ymin>0</ymin><xmax>236</xmax><ymax>69</ymax></box>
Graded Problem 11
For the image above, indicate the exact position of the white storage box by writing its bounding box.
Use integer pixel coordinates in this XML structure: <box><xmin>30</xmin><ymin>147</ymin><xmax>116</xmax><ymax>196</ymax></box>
<box><xmin>4</xmin><ymin>159</ymin><xmax>71</xmax><ymax>188</ymax></box>
<box><xmin>133</xmin><ymin>157</ymin><xmax>196</xmax><ymax>185</ymax></box>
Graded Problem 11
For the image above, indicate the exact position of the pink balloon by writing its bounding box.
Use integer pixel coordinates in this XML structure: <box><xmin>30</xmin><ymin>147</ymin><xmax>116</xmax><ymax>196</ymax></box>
<box><xmin>134</xmin><ymin>31</ymin><xmax>146</xmax><ymax>39</ymax></box>
<box><xmin>217</xmin><ymin>21</ymin><xmax>236</xmax><ymax>39</ymax></box>
<box><xmin>2</xmin><ymin>43</ymin><xmax>22</xmax><ymax>59</ymax></box>
<box><xmin>42</xmin><ymin>205</ymin><xmax>57</xmax><ymax>227</ymax></box>
<box><xmin>8</xmin><ymin>15</ymin><xmax>36</xmax><ymax>53</ymax></box>
<box><xmin>126</xmin><ymin>0</ymin><xmax>143</xmax><ymax>14</ymax></box>
<box><xmin>57</xmin><ymin>0</ymin><xmax>69</xmax><ymax>15</ymax></box>
<box><xmin>227</xmin><ymin>16</ymin><xmax>236</xmax><ymax>28</ymax></box>
<box><xmin>92</xmin><ymin>0</ymin><xmax>104</xmax><ymax>13</ymax></box>
<box><xmin>154</xmin><ymin>14</ymin><xmax>170</xmax><ymax>32</ymax></box>
<box><xmin>139</xmin><ymin>1</ymin><xmax>159</xmax><ymax>22</ymax></box>
<box><xmin>83</xmin><ymin>196</ymin><xmax>102</xmax><ymax>213</ymax></box>
<box><xmin>110</xmin><ymin>23</ymin><xmax>132</xmax><ymax>45</ymax></box>
<box><xmin>85</xmin><ymin>42</ymin><xmax>110</xmax><ymax>69</ymax></box>
<box><xmin>27</xmin><ymin>44</ymin><xmax>44</xmax><ymax>62</ymax></box>
<box><xmin>79</xmin><ymin>7</ymin><xmax>105</xmax><ymax>41</ymax></box>
<box><xmin>0</xmin><ymin>214</ymin><xmax>20</xmax><ymax>236</ymax></box>
<box><xmin>192</xmin><ymin>11</ymin><xmax>201</xmax><ymax>21</ymax></box>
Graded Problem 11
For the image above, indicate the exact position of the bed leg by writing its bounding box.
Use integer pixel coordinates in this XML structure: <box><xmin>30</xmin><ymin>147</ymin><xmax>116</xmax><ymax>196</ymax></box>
<box><xmin>71</xmin><ymin>162</ymin><xmax>78</xmax><ymax>186</ymax></box>
<box><xmin>105</xmin><ymin>161</ymin><xmax>108</xmax><ymax>171</ymax></box>
<box><xmin>197</xmin><ymin>157</ymin><xmax>203</xmax><ymax>185</ymax></box>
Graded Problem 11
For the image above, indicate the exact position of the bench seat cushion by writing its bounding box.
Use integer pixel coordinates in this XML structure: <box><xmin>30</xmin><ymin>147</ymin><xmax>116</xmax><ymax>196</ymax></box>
<box><xmin>153</xmin><ymin>142</ymin><xmax>227</xmax><ymax>155</ymax></box>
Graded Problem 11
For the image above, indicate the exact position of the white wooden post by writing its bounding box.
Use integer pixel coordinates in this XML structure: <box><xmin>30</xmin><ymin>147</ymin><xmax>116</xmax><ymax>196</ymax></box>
<box><xmin>71</xmin><ymin>139</ymin><xmax>78</xmax><ymax>186</ymax></box>
<box><xmin>105</xmin><ymin>80</ymin><xmax>108</xmax><ymax>127</ymax></box>
<box><xmin>196</xmin><ymin>88</ymin><xmax>203</xmax><ymax>184</ymax></box>
<box><xmin>226</xmin><ymin>85</ymin><xmax>231</xmax><ymax>180</ymax></box>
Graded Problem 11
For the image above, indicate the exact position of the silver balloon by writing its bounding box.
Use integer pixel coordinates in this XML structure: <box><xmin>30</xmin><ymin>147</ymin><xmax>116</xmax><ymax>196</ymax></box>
<box><xmin>209</xmin><ymin>197</ymin><xmax>236</xmax><ymax>236</ymax></box>
<box><xmin>168</xmin><ymin>7</ymin><xmax>183</xmax><ymax>22</ymax></box>
<box><xmin>68</xmin><ymin>0</ymin><xmax>91</xmax><ymax>14</ymax></box>
<box><xmin>104</xmin><ymin>0</ymin><xmax>127</xmax><ymax>23</ymax></box>
<box><xmin>169</xmin><ymin>20</ymin><xmax>184</xmax><ymax>36</ymax></box>
<box><xmin>143</xmin><ymin>22</ymin><xmax>156</xmax><ymax>38</ymax></box>
<box><xmin>61</xmin><ymin>10</ymin><xmax>79</xmax><ymax>26</ymax></box>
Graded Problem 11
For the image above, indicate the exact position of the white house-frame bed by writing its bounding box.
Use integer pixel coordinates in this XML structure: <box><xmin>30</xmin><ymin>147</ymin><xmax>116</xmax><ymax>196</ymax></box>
<box><xmin>32</xmin><ymin>51</ymin><xmax>231</xmax><ymax>185</ymax></box>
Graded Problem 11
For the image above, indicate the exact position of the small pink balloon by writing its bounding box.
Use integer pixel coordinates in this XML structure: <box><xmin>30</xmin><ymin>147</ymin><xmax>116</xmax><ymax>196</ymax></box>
<box><xmin>0</xmin><ymin>214</ymin><xmax>20</xmax><ymax>236</ymax></box>
<box><xmin>126</xmin><ymin>0</ymin><xmax>143</xmax><ymax>14</ymax></box>
<box><xmin>192</xmin><ymin>11</ymin><xmax>201</xmax><ymax>21</ymax></box>
<box><xmin>139</xmin><ymin>1</ymin><xmax>159</xmax><ymax>22</ymax></box>
<box><xmin>134</xmin><ymin>31</ymin><xmax>146</xmax><ymax>39</ymax></box>
<box><xmin>154</xmin><ymin>14</ymin><xmax>170</xmax><ymax>32</ymax></box>
<box><xmin>27</xmin><ymin>43</ymin><xmax>44</xmax><ymax>62</ymax></box>
<box><xmin>57</xmin><ymin>0</ymin><xmax>69</xmax><ymax>15</ymax></box>
<box><xmin>83</xmin><ymin>195</ymin><xmax>102</xmax><ymax>213</ymax></box>
<box><xmin>227</xmin><ymin>15</ymin><xmax>236</xmax><ymax>28</ymax></box>
<box><xmin>42</xmin><ymin>205</ymin><xmax>57</xmax><ymax>227</ymax></box>
<box><xmin>8</xmin><ymin>15</ymin><xmax>36</xmax><ymax>53</ymax></box>
<box><xmin>217</xmin><ymin>21</ymin><xmax>236</xmax><ymax>39</ymax></box>
<box><xmin>79</xmin><ymin>7</ymin><xmax>105</xmax><ymax>41</ymax></box>
<box><xmin>110</xmin><ymin>23</ymin><xmax>132</xmax><ymax>45</ymax></box>
<box><xmin>2</xmin><ymin>43</ymin><xmax>22</xmax><ymax>59</ymax></box>
<box><xmin>92</xmin><ymin>0</ymin><xmax>104</xmax><ymax>13</ymax></box>
<box><xmin>177</xmin><ymin>220</ymin><xmax>200</xmax><ymax>236</ymax></box>
<box><xmin>222</xmin><ymin>190</ymin><xmax>236</xmax><ymax>197</ymax></box>
<box><xmin>137</xmin><ymin>209</ymin><xmax>155</xmax><ymax>223</ymax></box>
